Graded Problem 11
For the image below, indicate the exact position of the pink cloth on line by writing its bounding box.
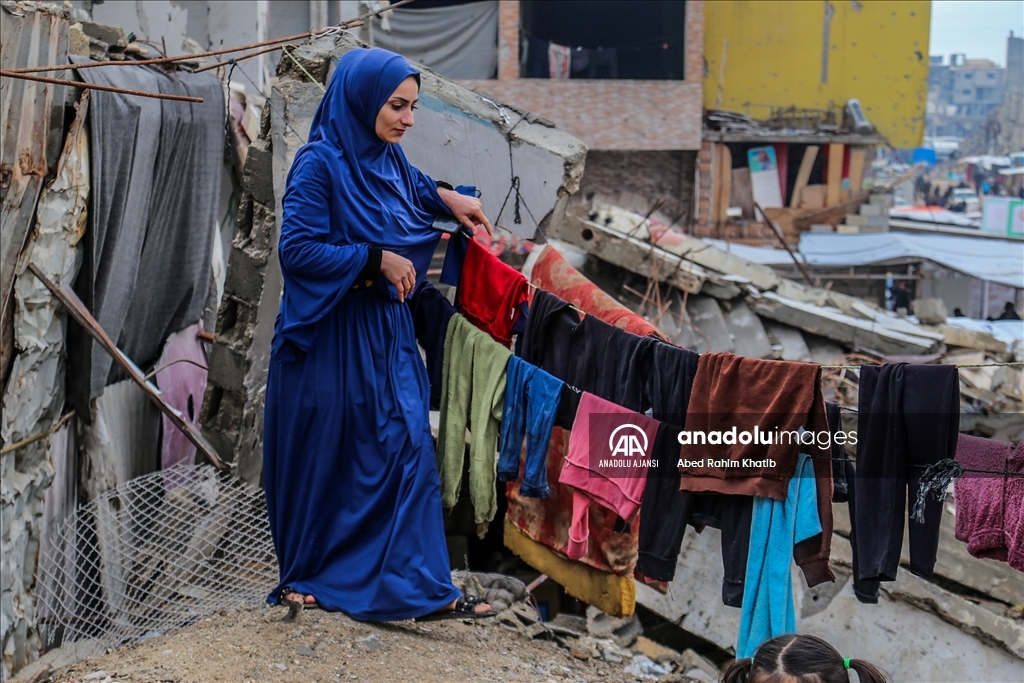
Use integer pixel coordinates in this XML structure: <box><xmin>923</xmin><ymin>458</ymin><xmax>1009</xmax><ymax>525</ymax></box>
<box><xmin>953</xmin><ymin>434</ymin><xmax>1023</xmax><ymax>570</ymax></box>
<box><xmin>155</xmin><ymin>324</ymin><xmax>209</xmax><ymax>474</ymax></box>
<box><xmin>1008</xmin><ymin>442</ymin><xmax>1024</xmax><ymax>571</ymax></box>
<box><xmin>558</xmin><ymin>392</ymin><xmax>660</xmax><ymax>561</ymax></box>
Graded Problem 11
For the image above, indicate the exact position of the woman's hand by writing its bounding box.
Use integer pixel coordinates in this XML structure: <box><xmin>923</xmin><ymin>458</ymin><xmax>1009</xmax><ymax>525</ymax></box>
<box><xmin>438</xmin><ymin>188</ymin><xmax>493</xmax><ymax>236</ymax></box>
<box><xmin>380</xmin><ymin>250</ymin><xmax>417</xmax><ymax>302</ymax></box>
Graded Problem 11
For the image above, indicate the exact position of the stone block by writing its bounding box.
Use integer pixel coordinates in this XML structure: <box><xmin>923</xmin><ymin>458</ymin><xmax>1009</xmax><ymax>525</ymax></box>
<box><xmin>913</xmin><ymin>298</ymin><xmax>948</xmax><ymax>324</ymax></box>
<box><xmin>223</xmin><ymin>249</ymin><xmax>267</xmax><ymax>306</ymax></box>
<box><xmin>868</xmin><ymin>193</ymin><xmax>894</xmax><ymax>209</ymax></box>
<box><xmin>79</xmin><ymin>21</ymin><xmax>126</xmax><ymax>48</ymax></box>
<box><xmin>68</xmin><ymin>23</ymin><xmax>89</xmax><ymax>57</ymax></box>
<box><xmin>859</xmin><ymin>202</ymin><xmax>884</xmax><ymax>217</ymax></box>
<box><xmin>721</xmin><ymin>300</ymin><xmax>773</xmax><ymax>358</ymax></box>
<box><xmin>809</xmin><ymin>223</ymin><xmax>834</xmax><ymax>233</ymax></box>
<box><xmin>241</xmin><ymin>139</ymin><xmax>274</xmax><ymax>208</ymax></box>
<box><xmin>845</xmin><ymin>214</ymin><xmax>887</xmax><ymax>228</ymax></box>
<box><xmin>836</xmin><ymin>224</ymin><xmax>860</xmax><ymax>233</ymax></box>
<box><xmin>206</xmin><ymin>342</ymin><xmax>248</xmax><ymax>393</ymax></box>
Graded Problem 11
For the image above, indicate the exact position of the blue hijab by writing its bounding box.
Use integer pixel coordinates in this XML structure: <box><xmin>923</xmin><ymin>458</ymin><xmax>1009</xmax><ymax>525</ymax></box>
<box><xmin>275</xmin><ymin>48</ymin><xmax>447</xmax><ymax>351</ymax></box>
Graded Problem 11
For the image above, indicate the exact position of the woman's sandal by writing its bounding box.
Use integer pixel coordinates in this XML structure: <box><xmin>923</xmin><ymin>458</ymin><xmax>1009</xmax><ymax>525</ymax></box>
<box><xmin>415</xmin><ymin>595</ymin><xmax>497</xmax><ymax>622</ymax></box>
<box><xmin>278</xmin><ymin>586</ymin><xmax>321</xmax><ymax>623</ymax></box>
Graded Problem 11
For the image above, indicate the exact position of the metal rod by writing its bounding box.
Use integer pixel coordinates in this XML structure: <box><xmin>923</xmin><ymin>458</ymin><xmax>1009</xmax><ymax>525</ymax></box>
<box><xmin>28</xmin><ymin>263</ymin><xmax>227</xmax><ymax>471</ymax></box>
<box><xmin>0</xmin><ymin>71</ymin><xmax>204</xmax><ymax>102</ymax></box>
<box><xmin>0</xmin><ymin>411</ymin><xmax>76</xmax><ymax>457</ymax></box>
<box><xmin>753</xmin><ymin>201</ymin><xmax>815</xmax><ymax>287</ymax></box>
<box><xmin>5</xmin><ymin>0</ymin><xmax>411</xmax><ymax>74</ymax></box>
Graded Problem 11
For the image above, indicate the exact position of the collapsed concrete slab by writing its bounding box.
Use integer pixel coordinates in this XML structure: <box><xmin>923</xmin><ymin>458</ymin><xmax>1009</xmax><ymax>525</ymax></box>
<box><xmin>201</xmin><ymin>32</ymin><xmax>587</xmax><ymax>482</ymax></box>
<box><xmin>555</xmin><ymin>202</ymin><xmax>944</xmax><ymax>357</ymax></box>
<box><xmin>635</xmin><ymin>529</ymin><xmax>1024</xmax><ymax>681</ymax></box>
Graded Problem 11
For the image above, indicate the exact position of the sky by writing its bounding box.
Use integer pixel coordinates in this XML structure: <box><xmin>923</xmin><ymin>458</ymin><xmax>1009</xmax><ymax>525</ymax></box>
<box><xmin>929</xmin><ymin>0</ymin><xmax>1024</xmax><ymax>65</ymax></box>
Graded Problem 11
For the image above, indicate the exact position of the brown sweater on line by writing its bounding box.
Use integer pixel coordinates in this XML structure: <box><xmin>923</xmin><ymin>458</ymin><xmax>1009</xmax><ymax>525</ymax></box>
<box><xmin>678</xmin><ymin>352</ymin><xmax>835</xmax><ymax>586</ymax></box>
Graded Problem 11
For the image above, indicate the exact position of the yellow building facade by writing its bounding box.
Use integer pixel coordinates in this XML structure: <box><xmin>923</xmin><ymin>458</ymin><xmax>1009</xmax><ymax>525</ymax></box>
<box><xmin>703</xmin><ymin>0</ymin><xmax>931</xmax><ymax>148</ymax></box>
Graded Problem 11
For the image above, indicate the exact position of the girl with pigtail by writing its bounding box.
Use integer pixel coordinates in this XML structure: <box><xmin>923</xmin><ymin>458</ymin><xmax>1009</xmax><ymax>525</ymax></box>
<box><xmin>719</xmin><ymin>634</ymin><xmax>890</xmax><ymax>683</ymax></box>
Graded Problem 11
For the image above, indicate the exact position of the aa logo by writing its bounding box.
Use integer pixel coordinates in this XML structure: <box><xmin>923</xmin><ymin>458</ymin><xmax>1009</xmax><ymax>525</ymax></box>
<box><xmin>608</xmin><ymin>424</ymin><xmax>648</xmax><ymax>458</ymax></box>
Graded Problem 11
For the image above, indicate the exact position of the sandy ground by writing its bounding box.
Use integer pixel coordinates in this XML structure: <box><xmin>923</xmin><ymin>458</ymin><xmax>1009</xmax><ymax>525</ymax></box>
<box><xmin>46</xmin><ymin>605</ymin><xmax>670</xmax><ymax>683</ymax></box>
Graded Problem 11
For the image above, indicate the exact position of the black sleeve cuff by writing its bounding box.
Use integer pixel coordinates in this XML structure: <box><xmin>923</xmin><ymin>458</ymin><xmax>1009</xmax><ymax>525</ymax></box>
<box><xmin>356</xmin><ymin>248</ymin><xmax>382</xmax><ymax>287</ymax></box>
<box><xmin>436</xmin><ymin>180</ymin><xmax>454</xmax><ymax>191</ymax></box>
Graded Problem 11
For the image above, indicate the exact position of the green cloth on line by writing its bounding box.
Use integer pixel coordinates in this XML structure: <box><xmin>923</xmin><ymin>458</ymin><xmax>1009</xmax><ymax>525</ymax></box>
<box><xmin>438</xmin><ymin>314</ymin><xmax>512</xmax><ymax>528</ymax></box>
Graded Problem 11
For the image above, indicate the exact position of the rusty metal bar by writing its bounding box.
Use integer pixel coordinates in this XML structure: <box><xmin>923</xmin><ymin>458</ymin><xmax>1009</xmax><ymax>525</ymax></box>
<box><xmin>28</xmin><ymin>263</ymin><xmax>228</xmax><ymax>471</ymax></box>
<box><xmin>0</xmin><ymin>71</ymin><xmax>203</xmax><ymax>102</ymax></box>
<box><xmin>5</xmin><ymin>0</ymin><xmax>410</xmax><ymax>74</ymax></box>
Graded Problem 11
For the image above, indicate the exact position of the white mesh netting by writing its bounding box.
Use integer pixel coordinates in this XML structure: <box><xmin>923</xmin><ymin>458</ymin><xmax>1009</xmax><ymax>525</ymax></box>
<box><xmin>36</xmin><ymin>465</ymin><xmax>278</xmax><ymax>651</ymax></box>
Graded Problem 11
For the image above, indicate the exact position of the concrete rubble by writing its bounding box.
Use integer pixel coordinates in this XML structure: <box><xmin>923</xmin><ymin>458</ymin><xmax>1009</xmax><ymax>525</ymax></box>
<box><xmin>201</xmin><ymin>32</ymin><xmax>588</xmax><ymax>483</ymax></box>
<box><xmin>0</xmin><ymin>90</ymin><xmax>88</xmax><ymax>680</ymax></box>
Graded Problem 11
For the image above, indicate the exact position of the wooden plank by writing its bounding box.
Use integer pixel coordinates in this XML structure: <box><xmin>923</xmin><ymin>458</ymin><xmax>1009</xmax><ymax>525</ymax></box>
<box><xmin>793</xmin><ymin>190</ymin><xmax>869</xmax><ymax>231</ymax></box>
<box><xmin>504</xmin><ymin>519</ymin><xmax>636</xmax><ymax>618</ymax></box>
<box><xmin>789</xmin><ymin>145</ymin><xmax>819</xmax><ymax>208</ymax></box>
<box><xmin>826</xmin><ymin>143</ymin><xmax>844</xmax><ymax>207</ymax></box>
<box><xmin>713</xmin><ymin>144</ymin><xmax>732</xmax><ymax>223</ymax></box>
<box><xmin>848</xmin><ymin>147</ymin><xmax>867</xmax><ymax>197</ymax></box>
<box><xmin>730</xmin><ymin>167</ymin><xmax>755</xmax><ymax>219</ymax></box>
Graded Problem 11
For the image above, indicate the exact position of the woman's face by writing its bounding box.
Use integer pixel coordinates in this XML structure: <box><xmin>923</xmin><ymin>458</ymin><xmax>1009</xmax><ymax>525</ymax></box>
<box><xmin>375</xmin><ymin>76</ymin><xmax>418</xmax><ymax>144</ymax></box>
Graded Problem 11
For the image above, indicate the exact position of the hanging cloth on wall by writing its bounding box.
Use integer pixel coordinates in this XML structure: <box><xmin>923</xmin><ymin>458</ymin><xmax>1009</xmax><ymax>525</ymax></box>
<box><xmin>548</xmin><ymin>42</ymin><xmax>572</xmax><ymax>79</ymax></box>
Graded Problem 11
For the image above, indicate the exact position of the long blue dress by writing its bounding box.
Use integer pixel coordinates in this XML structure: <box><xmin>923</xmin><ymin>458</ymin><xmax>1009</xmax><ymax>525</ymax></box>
<box><xmin>263</xmin><ymin>48</ymin><xmax>460</xmax><ymax>620</ymax></box>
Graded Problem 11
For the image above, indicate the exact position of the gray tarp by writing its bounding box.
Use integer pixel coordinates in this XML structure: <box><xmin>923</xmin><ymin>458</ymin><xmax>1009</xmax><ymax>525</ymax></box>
<box><xmin>68</xmin><ymin>59</ymin><xmax>224</xmax><ymax>418</ymax></box>
<box><xmin>374</xmin><ymin>1</ymin><xmax>499</xmax><ymax>80</ymax></box>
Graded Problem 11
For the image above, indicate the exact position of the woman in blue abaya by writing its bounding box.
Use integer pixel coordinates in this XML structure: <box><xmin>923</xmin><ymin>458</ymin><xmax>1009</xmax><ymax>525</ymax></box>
<box><xmin>263</xmin><ymin>47</ymin><xmax>493</xmax><ymax>621</ymax></box>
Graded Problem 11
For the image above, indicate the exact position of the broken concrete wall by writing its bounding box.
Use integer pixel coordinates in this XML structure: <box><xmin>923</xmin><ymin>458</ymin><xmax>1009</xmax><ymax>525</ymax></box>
<box><xmin>577</xmin><ymin>151</ymin><xmax>697</xmax><ymax>227</ymax></box>
<box><xmin>0</xmin><ymin>91</ymin><xmax>88</xmax><ymax>680</ymax></box>
<box><xmin>0</xmin><ymin>0</ymin><xmax>69</xmax><ymax>392</ymax></box>
<box><xmin>201</xmin><ymin>32</ymin><xmax>587</xmax><ymax>482</ymax></box>
<box><xmin>635</xmin><ymin>528</ymin><xmax>1024</xmax><ymax>682</ymax></box>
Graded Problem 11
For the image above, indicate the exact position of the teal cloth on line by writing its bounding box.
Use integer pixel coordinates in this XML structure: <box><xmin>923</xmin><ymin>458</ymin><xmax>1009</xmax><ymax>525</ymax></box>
<box><xmin>736</xmin><ymin>451</ymin><xmax>822</xmax><ymax>658</ymax></box>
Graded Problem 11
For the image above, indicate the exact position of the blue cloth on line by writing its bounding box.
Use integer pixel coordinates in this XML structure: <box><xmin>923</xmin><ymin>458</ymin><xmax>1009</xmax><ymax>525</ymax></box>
<box><xmin>497</xmin><ymin>356</ymin><xmax>563</xmax><ymax>498</ymax></box>
<box><xmin>437</xmin><ymin>185</ymin><xmax>480</xmax><ymax>288</ymax></box>
<box><xmin>264</xmin><ymin>48</ymin><xmax>460</xmax><ymax>621</ymax></box>
<box><xmin>736</xmin><ymin>451</ymin><xmax>822</xmax><ymax>658</ymax></box>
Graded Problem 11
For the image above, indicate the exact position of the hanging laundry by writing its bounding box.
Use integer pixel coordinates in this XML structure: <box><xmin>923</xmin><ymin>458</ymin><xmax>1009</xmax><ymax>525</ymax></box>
<box><xmin>507</xmin><ymin>247</ymin><xmax>664</xmax><ymax>577</ymax></box>
<box><xmin>558</xmin><ymin>392</ymin><xmax>660</xmax><ymax>560</ymax></box>
<box><xmin>571</xmin><ymin>46</ymin><xmax>590</xmax><ymax>73</ymax></box>
<box><xmin>154</xmin><ymin>323</ymin><xmax>208</xmax><ymax>473</ymax></box>
<box><xmin>825</xmin><ymin>402</ymin><xmax>850</xmax><ymax>502</ymax></box>
<box><xmin>637</xmin><ymin>343</ymin><xmax>701</xmax><ymax>582</ymax></box>
<box><xmin>843</xmin><ymin>457</ymin><xmax>878</xmax><ymax>602</ymax></box>
<box><xmin>548</xmin><ymin>42</ymin><xmax>572</xmax><ymax>79</ymax></box>
<box><xmin>567</xmin><ymin>314</ymin><xmax>658</xmax><ymax>416</ymax></box>
<box><xmin>529</xmin><ymin>246</ymin><xmax>664</xmax><ymax>339</ymax></box>
<box><xmin>520</xmin><ymin>288</ymin><xmax>580</xmax><ymax>379</ymax></box>
<box><xmin>688</xmin><ymin>495</ymin><xmax>755</xmax><ymax>607</ymax></box>
<box><xmin>438</xmin><ymin>315</ymin><xmax>512</xmax><ymax>532</ymax></box>
<box><xmin>736</xmin><ymin>452</ymin><xmax>822</xmax><ymax>658</ymax></box>
<box><xmin>677</xmin><ymin>352</ymin><xmax>834</xmax><ymax>587</ymax></box>
<box><xmin>497</xmin><ymin>356</ymin><xmax>562</xmax><ymax>498</ymax></box>
<box><xmin>444</xmin><ymin>237</ymin><xmax>529</xmax><ymax>347</ymax></box>
<box><xmin>953</xmin><ymin>435</ymin><xmax>1024</xmax><ymax>571</ymax></box>
<box><xmin>852</xmin><ymin>363</ymin><xmax>960</xmax><ymax>602</ymax></box>
<box><xmin>409</xmin><ymin>280</ymin><xmax>456</xmax><ymax>410</ymax></box>
<box><xmin>525</xmin><ymin>35</ymin><xmax>551</xmax><ymax>78</ymax></box>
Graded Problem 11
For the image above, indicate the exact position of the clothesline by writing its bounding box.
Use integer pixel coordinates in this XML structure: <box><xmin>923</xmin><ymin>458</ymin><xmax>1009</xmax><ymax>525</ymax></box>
<box><xmin>521</xmin><ymin>278</ymin><xmax>1023</xmax><ymax>371</ymax></box>
<box><xmin>823</xmin><ymin>362</ymin><xmax>1024</xmax><ymax>369</ymax></box>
